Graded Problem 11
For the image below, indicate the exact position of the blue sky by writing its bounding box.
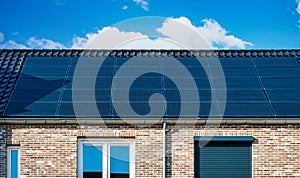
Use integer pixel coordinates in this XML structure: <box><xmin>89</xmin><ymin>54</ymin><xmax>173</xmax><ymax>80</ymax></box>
<box><xmin>0</xmin><ymin>0</ymin><xmax>300</xmax><ymax>49</ymax></box>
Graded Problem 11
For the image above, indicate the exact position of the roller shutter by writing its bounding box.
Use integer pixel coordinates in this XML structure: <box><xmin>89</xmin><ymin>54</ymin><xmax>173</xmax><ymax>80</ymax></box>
<box><xmin>194</xmin><ymin>136</ymin><xmax>253</xmax><ymax>178</ymax></box>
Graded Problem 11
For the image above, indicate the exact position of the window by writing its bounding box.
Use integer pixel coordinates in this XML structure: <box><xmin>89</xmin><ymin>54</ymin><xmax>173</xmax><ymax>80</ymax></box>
<box><xmin>7</xmin><ymin>146</ymin><xmax>20</xmax><ymax>178</ymax></box>
<box><xmin>78</xmin><ymin>139</ymin><xmax>135</xmax><ymax>178</ymax></box>
<box><xmin>194</xmin><ymin>136</ymin><xmax>253</xmax><ymax>178</ymax></box>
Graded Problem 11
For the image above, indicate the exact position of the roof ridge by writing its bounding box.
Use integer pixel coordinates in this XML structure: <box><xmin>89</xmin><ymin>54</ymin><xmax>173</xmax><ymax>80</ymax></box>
<box><xmin>0</xmin><ymin>49</ymin><xmax>300</xmax><ymax>58</ymax></box>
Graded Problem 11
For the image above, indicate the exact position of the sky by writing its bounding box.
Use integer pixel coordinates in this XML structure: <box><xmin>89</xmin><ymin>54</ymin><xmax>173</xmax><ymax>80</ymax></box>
<box><xmin>0</xmin><ymin>0</ymin><xmax>300</xmax><ymax>49</ymax></box>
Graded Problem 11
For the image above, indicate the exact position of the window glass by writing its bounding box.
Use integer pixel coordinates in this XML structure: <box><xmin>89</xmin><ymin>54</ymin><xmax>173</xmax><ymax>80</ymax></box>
<box><xmin>83</xmin><ymin>145</ymin><xmax>103</xmax><ymax>178</ymax></box>
<box><xmin>10</xmin><ymin>150</ymin><xmax>19</xmax><ymax>178</ymax></box>
<box><xmin>110</xmin><ymin>146</ymin><xmax>130</xmax><ymax>178</ymax></box>
<box><xmin>79</xmin><ymin>140</ymin><xmax>134</xmax><ymax>178</ymax></box>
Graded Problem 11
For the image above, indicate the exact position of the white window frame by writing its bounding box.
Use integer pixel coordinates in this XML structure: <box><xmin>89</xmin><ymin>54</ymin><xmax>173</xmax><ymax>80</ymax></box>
<box><xmin>78</xmin><ymin>138</ymin><xmax>135</xmax><ymax>178</ymax></box>
<box><xmin>7</xmin><ymin>146</ymin><xmax>20</xmax><ymax>178</ymax></box>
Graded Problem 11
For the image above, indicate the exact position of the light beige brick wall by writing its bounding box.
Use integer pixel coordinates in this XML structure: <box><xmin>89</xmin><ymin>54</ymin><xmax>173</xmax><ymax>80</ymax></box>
<box><xmin>1</xmin><ymin>125</ymin><xmax>164</xmax><ymax>178</ymax></box>
<box><xmin>167</xmin><ymin>125</ymin><xmax>300</xmax><ymax>178</ymax></box>
<box><xmin>1</xmin><ymin>124</ymin><xmax>300</xmax><ymax>178</ymax></box>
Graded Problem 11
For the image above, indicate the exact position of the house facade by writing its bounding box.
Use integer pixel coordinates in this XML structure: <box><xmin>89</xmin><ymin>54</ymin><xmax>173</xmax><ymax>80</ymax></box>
<box><xmin>1</xmin><ymin>49</ymin><xmax>300</xmax><ymax>178</ymax></box>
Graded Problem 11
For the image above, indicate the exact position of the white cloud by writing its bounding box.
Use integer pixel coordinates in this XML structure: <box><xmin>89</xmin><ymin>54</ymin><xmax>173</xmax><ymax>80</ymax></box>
<box><xmin>157</xmin><ymin>17</ymin><xmax>212</xmax><ymax>49</ymax></box>
<box><xmin>122</xmin><ymin>5</ymin><xmax>128</xmax><ymax>10</ymax></box>
<box><xmin>0</xmin><ymin>40</ymin><xmax>27</xmax><ymax>49</ymax></box>
<box><xmin>26</xmin><ymin>37</ymin><xmax>66</xmax><ymax>49</ymax></box>
<box><xmin>72</xmin><ymin>27</ymin><xmax>174</xmax><ymax>49</ymax></box>
<box><xmin>0</xmin><ymin>33</ymin><xmax>65</xmax><ymax>49</ymax></box>
<box><xmin>72</xmin><ymin>16</ymin><xmax>253</xmax><ymax>49</ymax></box>
<box><xmin>1</xmin><ymin>17</ymin><xmax>253</xmax><ymax>49</ymax></box>
<box><xmin>297</xmin><ymin>0</ymin><xmax>300</xmax><ymax>14</ymax></box>
<box><xmin>157</xmin><ymin>17</ymin><xmax>253</xmax><ymax>49</ymax></box>
<box><xmin>197</xmin><ymin>18</ymin><xmax>253</xmax><ymax>49</ymax></box>
<box><xmin>0</xmin><ymin>32</ymin><xmax>4</xmax><ymax>43</ymax></box>
<box><xmin>72</xmin><ymin>36</ymin><xmax>88</xmax><ymax>49</ymax></box>
<box><xmin>133</xmin><ymin>0</ymin><xmax>149</xmax><ymax>11</ymax></box>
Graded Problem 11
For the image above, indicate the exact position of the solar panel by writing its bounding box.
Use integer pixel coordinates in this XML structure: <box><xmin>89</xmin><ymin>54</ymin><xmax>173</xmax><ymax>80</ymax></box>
<box><xmin>265</xmin><ymin>90</ymin><xmax>300</xmax><ymax>102</ymax></box>
<box><xmin>164</xmin><ymin>102</ymin><xmax>218</xmax><ymax>117</ymax></box>
<box><xmin>24</xmin><ymin>57</ymin><xmax>70</xmax><ymax>67</ymax></box>
<box><xmin>14</xmin><ymin>76</ymin><xmax>66</xmax><ymax>89</ymax></box>
<box><xmin>70</xmin><ymin>57</ymin><xmax>111</xmax><ymax>67</ymax></box>
<box><xmin>5</xmin><ymin>102</ymin><xmax>59</xmax><ymax>116</ymax></box>
<box><xmin>125</xmin><ymin>90</ymin><xmax>167</xmax><ymax>102</ymax></box>
<box><xmin>192</xmin><ymin>78</ymin><xmax>212</xmax><ymax>90</ymax></box>
<box><xmin>223</xmin><ymin>103</ymin><xmax>274</xmax><ymax>117</ymax></box>
<box><xmin>21</xmin><ymin>59</ymin><xmax>69</xmax><ymax>79</ymax></box>
<box><xmin>9</xmin><ymin>89</ymin><xmax>62</xmax><ymax>102</ymax></box>
<box><xmin>63</xmin><ymin>89</ymin><xmax>107</xmax><ymax>102</ymax></box>
<box><xmin>257</xmin><ymin>67</ymin><xmax>300</xmax><ymax>78</ymax></box>
<box><xmin>4</xmin><ymin>55</ymin><xmax>300</xmax><ymax>118</ymax></box>
<box><xmin>59</xmin><ymin>103</ymin><xmax>112</xmax><ymax>117</ymax></box>
<box><xmin>163</xmin><ymin>57</ymin><xmax>207</xmax><ymax>67</ymax></box>
<box><xmin>4</xmin><ymin>57</ymin><xmax>69</xmax><ymax>116</ymax></box>
<box><xmin>210</xmin><ymin>68</ymin><xmax>258</xmax><ymax>78</ymax></box>
<box><xmin>218</xmin><ymin>90</ymin><xmax>267</xmax><ymax>102</ymax></box>
<box><xmin>164</xmin><ymin>90</ymin><xmax>211</xmax><ymax>102</ymax></box>
<box><xmin>213</xmin><ymin>78</ymin><xmax>261</xmax><ymax>90</ymax></box>
<box><xmin>163</xmin><ymin>67</ymin><xmax>208</xmax><ymax>78</ymax></box>
<box><xmin>111</xmin><ymin>79</ymin><xmax>162</xmax><ymax>90</ymax></box>
<box><xmin>112</xmin><ymin>101</ymin><xmax>165</xmax><ymax>117</ymax></box>
<box><xmin>69</xmin><ymin>67</ymin><xmax>114</xmax><ymax>79</ymax></box>
<box><xmin>252</xmin><ymin>57</ymin><xmax>300</xmax><ymax>67</ymax></box>
<box><xmin>261</xmin><ymin>78</ymin><xmax>300</xmax><ymax>89</ymax></box>
<box><xmin>217</xmin><ymin>58</ymin><xmax>254</xmax><ymax>68</ymax></box>
<box><xmin>270</xmin><ymin>103</ymin><xmax>300</xmax><ymax>117</ymax></box>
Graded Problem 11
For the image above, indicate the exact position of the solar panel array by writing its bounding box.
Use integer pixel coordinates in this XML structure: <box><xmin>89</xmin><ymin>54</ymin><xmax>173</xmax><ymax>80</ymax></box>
<box><xmin>1</xmin><ymin>50</ymin><xmax>300</xmax><ymax>118</ymax></box>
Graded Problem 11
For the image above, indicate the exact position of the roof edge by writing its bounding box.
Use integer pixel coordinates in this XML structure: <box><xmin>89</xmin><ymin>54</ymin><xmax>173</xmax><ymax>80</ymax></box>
<box><xmin>1</xmin><ymin>118</ymin><xmax>300</xmax><ymax>125</ymax></box>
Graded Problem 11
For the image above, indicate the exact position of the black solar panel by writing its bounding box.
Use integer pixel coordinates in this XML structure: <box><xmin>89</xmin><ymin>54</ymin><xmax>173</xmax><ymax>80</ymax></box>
<box><xmin>5</xmin><ymin>102</ymin><xmax>59</xmax><ymax>116</ymax></box>
<box><xmin>216</xmin><ymin>58</ymin><xmax>254</xmax><ymax>68</ymax></box>
<box><xmin>4</xmin><ymin>57</ymin><xmax>69</xmax><ymax>116</ymax></box>
<box><xmin>267</xmin><ymin>90</ymin><xmax>299</xmax><ymax>101</ymax></box>
<box><xmin>3</xmin><ymin>52</ymin><xmax>300</xmax><ymax>118</ymax></box>
<box><xmin>261</xmin><ymin>78</ymin><xmax>300</xmax><ymax>89</ymax></box>
<box><xmin>252</xmin><ymin>57</ymin><xmax>300</xmax><ymax>67</ymax></box>
<box><xmin>213</xmin><ymin>78</ymin><xmax>261</xmax><ymax>90</ymax></box>
<box><xmin>222</xmin><ymin>103</ymin><xmax>274</xmax><ymax>117</ymax></box>
<box><xmin>270</xmin><ymin>103</ymin><xmax>300</xmax><ymax>117</ymax></box>
<box><xmin>257</xmin><ymin>67</ymin><xmax>300</xmax><ymax>78</ymax></box>
<box><xmin>166</xmin><ymin>57</ymin><xmax>208</xmax><ymax>67</ymax></box>
<box><xmin>211</xmin><ymin>68</ymin><xmax>258</xmax><ymax>78</ymax></box>
<box><xmin>24</xmin><ymin>57</ymin><xmax>70</xmax><ymax>67</ymax></box>
<box><xmin>59</xmin><ymin>103</ymin><xmax>109</xmax><ymax>117</ymax></box>
<box><xmin>218</xmin><ymin>90</ymin><xmax>267</xmax><ymax>102</ymax></box>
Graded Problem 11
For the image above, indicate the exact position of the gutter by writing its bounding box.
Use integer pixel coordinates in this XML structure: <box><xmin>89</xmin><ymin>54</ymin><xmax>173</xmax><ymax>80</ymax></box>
<box><xmin>2</xmin><ymin>118</ymin><xmax>300</xmax><ymax>125</ymax></box>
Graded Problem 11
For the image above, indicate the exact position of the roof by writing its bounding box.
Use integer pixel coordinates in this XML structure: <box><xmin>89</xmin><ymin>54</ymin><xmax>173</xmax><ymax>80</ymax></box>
<box><xmin>1</xmin><ymin>49</ymin><xmax>300</xmax><ymax>124</ymax></box>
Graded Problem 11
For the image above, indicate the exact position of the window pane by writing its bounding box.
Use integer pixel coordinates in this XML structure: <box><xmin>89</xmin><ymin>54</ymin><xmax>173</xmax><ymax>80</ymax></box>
<box><xmin>83</xmin><ymin>145</ymin><xmax>102</xmax><ymax>178</ymax></box>
<box><xmin>110</xmin><ymin>146</ymin><xmax>130</xmax><ymax>178</ymax></box>
<box><xmin>11</xmin><ymin>150</ymin><xmax>18</xmax><ymax>178</ymax></box>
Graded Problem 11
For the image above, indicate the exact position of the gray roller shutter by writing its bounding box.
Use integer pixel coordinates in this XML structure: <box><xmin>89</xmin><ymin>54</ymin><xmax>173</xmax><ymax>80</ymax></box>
<box><xmin>194</xmin><ymin>136</ymin><xmax>253</xmax><ymax>178</ymax></box>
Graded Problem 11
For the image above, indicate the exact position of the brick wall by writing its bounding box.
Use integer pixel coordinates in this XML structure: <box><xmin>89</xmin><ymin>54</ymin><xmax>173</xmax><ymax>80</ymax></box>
<box><xmin>0</xmin><ymin>124</ymin><xmax>300</xmax><ymax>178</ymax></box>
<box><xmin>0</xmin><ymin>127</ymin><xmax>6</xmax><ymax>178</ymax></box>
<box><xmin>167</xmin><ymin>125</ymin><xmax>300</xmax><ymax>178</ymax></box>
